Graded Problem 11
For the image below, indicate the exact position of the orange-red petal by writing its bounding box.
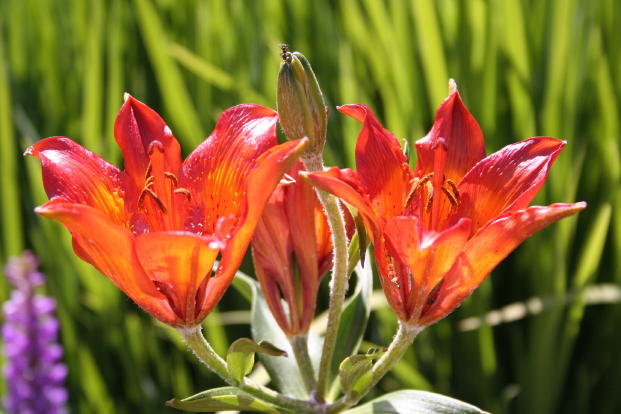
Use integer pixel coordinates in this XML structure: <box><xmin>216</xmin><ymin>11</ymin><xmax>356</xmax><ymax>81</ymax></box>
<box><xmin>304</xmin><ymin>167</ymin><xmax>379</xmax><ymax>241</ymax></box>
<box><xmin>457</xmin><ymin>137</ymin><xmax>566</xmax><ymax>231</ymax></box>
<box><xmin>414</xmin><ymin>88</ymin><xmax>486</xmax><ymax>183</ymax></box>
<box><xmin>285</xmin><ymin>164</ymin><xmax>321</xmax><ymax>285</ymax></box>
<box><xmin>283</xmin><ymin>163</ymin><xmax>328</xmax><ymax>332</ymax></box>
<box><xmin>25</xmin><ymin>137</ymin><xmax>128</xmax><ymax>225</ymax></box>
<box><xmin>419</xmin><ymin>202</ymin><xmax>586</xmax><ymax>325</ymax></box>
<box><xmin>203</xmin><ymin>138</ymin><xmax>308</xmax><ymax>319</ymax></box>
<box><xmin>373</xmin><ymin>237</ymin><xmax>409</xmax><ymax>321</ymax></box>
<box><xmin>35</xmin><ymin>200</ymin><xmax>177</xmax><ymax>324</ymax></box>
<box><xmin>251</xmin><ymin>185</ymin><xmax>296</xmax><ymax>333</ymax></box>
<box><xmin>114</xmin><ymin>95</ymin><xmax>182</xmax><ymax>188</ymax></box>
<box><xmin>339</xmin><ymin>104</ymin><xmax>412</xmax><ymax>220</ymax></box>
<box><xmin>180</xmin><ymin>104</ymin><xmax>280</xmax><ymax>234</ymax></box>
<box><xmin>384</xmin><ymin>216</ymin><xmax>471</xmax><ymax>322</ymax></box>
<box><xmin>134</xmin><ymin>231</ymin><xmax>223</xmax><ymax>325</ymax></box>
<box><xmin>252</xmin><ymin>162</ymin><xmax>334</xmax><ymax>334</ymax></box>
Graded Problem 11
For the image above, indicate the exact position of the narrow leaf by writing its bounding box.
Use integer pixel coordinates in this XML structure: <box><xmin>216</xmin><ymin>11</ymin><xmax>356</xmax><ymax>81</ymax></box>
<box><xmin>344</xmin><ymin>390</ymin><xmax>488</xmax><ymax>414</ymax></box>
<box><xmin>167</xmin><ymin>386</ymin><xmax>280</xmax><ymax>413</ymax></box>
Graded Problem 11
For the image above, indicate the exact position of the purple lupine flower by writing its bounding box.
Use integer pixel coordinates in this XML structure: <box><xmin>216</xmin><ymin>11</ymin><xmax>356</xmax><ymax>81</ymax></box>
<box><xmin>2</xmin><ymin>251</ymin><xmax>68</xmax><ymax>414</ymax></box>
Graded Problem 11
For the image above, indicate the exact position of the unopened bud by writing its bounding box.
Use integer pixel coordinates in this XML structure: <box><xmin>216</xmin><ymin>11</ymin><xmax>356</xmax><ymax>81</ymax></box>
<box><xmin>277</xmin><ymin>45</ymin><xmax>327</xmax><ymax>158</ymax></box>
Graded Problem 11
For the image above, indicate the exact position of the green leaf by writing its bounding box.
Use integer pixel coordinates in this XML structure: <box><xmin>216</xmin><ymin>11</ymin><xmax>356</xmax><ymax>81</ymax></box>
<box><xmin>344</xmin><ymin>390</ymin><xmax>489</xmax><ymax>414</ymax></box>
<box><xmin>167</xmin><ymin>386</ymin><xmax>280</xmax><ymax>413</ymax></box>
<box><xmin>227</xmin><ymin>338</ymin><xmax>287</xmax><ymax>383</ymax></box>
<box><xmin>329</xmin><ymin>253</ymin><xmax>374</xmax><ymax>391</ymax></box>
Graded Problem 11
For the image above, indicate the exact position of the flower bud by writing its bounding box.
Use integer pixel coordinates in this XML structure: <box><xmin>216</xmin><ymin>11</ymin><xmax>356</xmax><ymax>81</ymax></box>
<box><xmin>277</xmin><ymin>45</ymin><xmax>327</xmax><ymax>158</ymax></box>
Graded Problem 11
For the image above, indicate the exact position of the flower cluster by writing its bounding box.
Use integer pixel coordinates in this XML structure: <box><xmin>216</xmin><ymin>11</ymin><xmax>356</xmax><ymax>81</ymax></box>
<box><xmin>25</xmin><ymin>50</ymin><xmax>587</xmax><ymax>412</ymax></box>
<box><xmin>3</xmin><ymin>251</ymin><xmax>68</xmax><ymax>414</ymax></box>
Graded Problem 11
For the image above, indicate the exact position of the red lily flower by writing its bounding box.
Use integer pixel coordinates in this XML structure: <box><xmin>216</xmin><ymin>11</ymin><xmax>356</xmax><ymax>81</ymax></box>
<box><xmin>305</xmin><ymin>82</ymin><xmax>585</xmax><ymax>327</ymax></box>
<box><xmin>251</xmin><ymin>161</ymin><xmax>333</xmax><ymax>336</ymax></box>
<box><xmin>26</xmin><ymin>96</ymin><xmax>307</xmax><ymax>327</ymax></box>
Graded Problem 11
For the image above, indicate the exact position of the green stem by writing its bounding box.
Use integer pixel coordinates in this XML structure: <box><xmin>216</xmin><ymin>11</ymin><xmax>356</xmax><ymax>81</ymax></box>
<box><xmin>289</xmin><ymin>334</ymin><xmax>317</xmax><ymax>395</ymax></box>
<box><xmin>180</xmin><ymin>325</ymin><xmax>231</xmax><ymax>382</ymax></box>
<box><xmin>179</xmin><ymin>326</ymin><xmax>319</xmax><ymax>414</ymax></box>
<box><xmin>328</xmin><ymin>322</ymin><xmax>422</xmax><ymax>413</ymax></box>
<box><xmin>303</xmin><ymin>153</ymin><xmax>350</xmax><ymax>403</ymax></box>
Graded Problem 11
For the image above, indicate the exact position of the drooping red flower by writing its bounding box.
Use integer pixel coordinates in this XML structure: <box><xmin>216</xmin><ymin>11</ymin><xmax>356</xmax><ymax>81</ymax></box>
<box><xmin>305</xmin><ymin>82</ymin><xmax>586</xmax><ymax>327</ymax></box>
<box><xmin>251</xmin><ymin>161</ymin><xmax>333</xmax><ymax>336</ymax></box>
<box><xmin>26</xmin><ymin>95</ymin><xmax>306</xmax><ymax>327</ymax></box>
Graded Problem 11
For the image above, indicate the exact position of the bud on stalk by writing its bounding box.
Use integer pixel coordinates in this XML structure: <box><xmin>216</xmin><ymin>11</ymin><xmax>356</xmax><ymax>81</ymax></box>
<box><xmin>277</xmin><ymin>45</ymin><xmax>327</xmax><ymax>159</ymax></box>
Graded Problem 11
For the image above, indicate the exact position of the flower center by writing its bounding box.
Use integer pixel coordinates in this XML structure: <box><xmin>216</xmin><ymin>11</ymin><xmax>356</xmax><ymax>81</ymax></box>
<box><xmin>404</xmin><ymin>172</ymin><xmax>460</xmax><ymax>212</ymax></box>
<box><xmin>133</xmin><ymin>140</ymin><xmax>192</xmax><ymax>232</ymax></box>
<box><xmin>405</xmin><ymin>137</ymin><xmax>460</xmax><ymax>230</ymax></box>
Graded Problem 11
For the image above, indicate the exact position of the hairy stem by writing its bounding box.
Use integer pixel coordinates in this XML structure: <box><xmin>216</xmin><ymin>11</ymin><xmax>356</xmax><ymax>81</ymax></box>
<box><xmin>289</xmin><ymin>334</ymin><xmax>317</xmax><ymax>395</ymax></box>
<box><xmin>179</xmin><ymin>326</ymin><xmax>319</xmax><ymax>413</ymax></box>
<box><xmin>303</xmin><ymin>153</ymin><xmax>350</xmax><ymax>402</ymax></box>
<box><xmin>328</xmin><ymin>321</ymin><xmax>422</xmax><ymax>413</ymax></box>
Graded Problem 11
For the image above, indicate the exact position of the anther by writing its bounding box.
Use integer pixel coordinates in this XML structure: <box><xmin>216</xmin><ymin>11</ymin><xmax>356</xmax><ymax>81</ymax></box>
<box><xmin>414</xmin><ymin>173</ymin><xmax>433</xmax><ymax>192</ymax></box>
<box><xmin>174</xmin><ymin>188</ymin><xmax>192</xmax><ymax>202</ymax></box>
<box><xmin>164</xmin><ymin>172</ymin><xmax>179</xmax><ymax>186</ymax></box>
<box><xmin>425</xmin><ymin>182</ymin><xmax>434</xmax><ymax>213</ymax></box>
<box><xmin>446</xmin><ymin>179</ymin><xmax>459</xmax><ymax>202</ymax></box>
<box><xmin>404</xmin><ymin>173</ymin><xmax>433</xmax><ymax>208</ymax></box>
<box><xmin>441</xmin><ymin>186</ymin><xmax>459</xmax><ymax>207</ymax></box>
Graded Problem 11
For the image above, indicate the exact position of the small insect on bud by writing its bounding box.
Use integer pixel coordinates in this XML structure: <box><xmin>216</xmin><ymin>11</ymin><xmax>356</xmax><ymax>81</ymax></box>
<box><xmin>277</xmin><ymin>44</ymin><xmax>328</xmax><ymax>159</ymax></box>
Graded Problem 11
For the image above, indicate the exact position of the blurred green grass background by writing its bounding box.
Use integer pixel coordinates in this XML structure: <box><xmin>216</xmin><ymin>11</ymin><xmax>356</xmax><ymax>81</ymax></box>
<box><xmin>0</xmin><ymin>0</ymin><xmax>619</xmax><ymax>413</ymax></box>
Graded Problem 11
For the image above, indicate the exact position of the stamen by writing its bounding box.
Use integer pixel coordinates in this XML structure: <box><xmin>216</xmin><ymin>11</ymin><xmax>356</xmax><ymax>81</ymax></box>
<box><xmin>144</xmin><ymin>162</ymin><xmax>152</xmax><ymax>180</ymax></box>
<box><xmin>404</xmin><ymin>173</ymin><xmax>433</xmax><ymax>208</ymax></box>
<box><xmin>144</xmin><ymin>175</ymin><xmax>155</xmax><ymax>188</ymax></box>
<box><xmin>425</xmin><ymin>182</ymin><xmax>434</xmax><ymax>213</ymax></box>
<box><xmin>164</xmin><ymin>171</ymin><xmax>179</xmax><ymax>186</ymax></box>
<box><xmin>441</xmin><ymin>186</ymin><xmax>458</xmax><ymax>207</ymax></box>
<box><xmin>446</xmin><ymin>179</ymin><xmax>460</xmax><ymax>202</ymax></box>
<box><xmin>138</xmin><ymin>188</ymin><xmax>167</xmax><ymax>213</ymax></box>
<box><xmin>174</xmin><ymin>188</ymin><xmax>192</xmax><ymax>202</ymax></box>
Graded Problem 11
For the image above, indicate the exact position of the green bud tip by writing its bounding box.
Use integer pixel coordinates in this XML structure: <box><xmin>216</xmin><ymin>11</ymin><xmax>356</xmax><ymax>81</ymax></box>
<box><xmin>277</xmin><ymin>45</ymin><xmax>328</xmax><ymax>159</ymax></box>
